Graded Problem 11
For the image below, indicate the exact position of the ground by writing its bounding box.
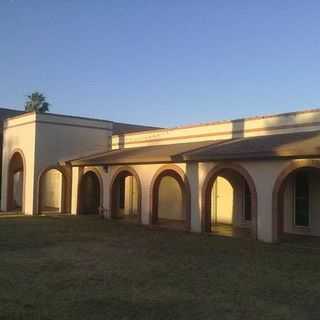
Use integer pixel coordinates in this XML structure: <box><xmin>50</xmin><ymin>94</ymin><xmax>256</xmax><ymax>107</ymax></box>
<box><xmin>1</xmin><ymin>216</ymin><xmax>320</xmax><ymax>320</ymax></box>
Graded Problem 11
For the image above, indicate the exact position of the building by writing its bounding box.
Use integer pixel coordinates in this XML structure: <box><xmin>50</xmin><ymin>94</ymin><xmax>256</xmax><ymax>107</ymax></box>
<box><xmin>3</xmin><ymin>107</ymin><xmax>320</xmax><ymax>243</ymax></box>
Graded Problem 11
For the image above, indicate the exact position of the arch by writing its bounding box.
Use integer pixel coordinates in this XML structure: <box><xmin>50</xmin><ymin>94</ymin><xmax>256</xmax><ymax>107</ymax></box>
<box><xmin>78</xmin><ymin>169</ymin><xmax>103</xmax><ymax>214</ymax></box>
<box><xmin>7</xmin><ymin>149</ymin><xmax>26</xmax><ymax>212</ymax></box>
<box><xmin>38</xmin><ymin>166</ymin><xmax>67</xmax><ymax>214</ymax></box>
<box><xmin>202</xmin><ymin>163</ymin><xmax>257</xmax><ymax>238</ymax></box>
<box><xmin>110</xmin><ymin>166</ymin><xmax>142</xmax><ymax>222</ymax></box>
<box><xmin>150</xmin><ymin>164</ymin><xmax>191</xmax><ymax>231</ymax></box>
<box><xmin>272</xmin><ymin>159</ymin><xmax>320</xmax><ymax>242</ymax></box>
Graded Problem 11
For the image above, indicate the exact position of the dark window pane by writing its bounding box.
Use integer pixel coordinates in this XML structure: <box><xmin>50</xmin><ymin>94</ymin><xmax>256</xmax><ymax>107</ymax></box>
<box><xmin>119</xmin><ymin>176</ymin><xmax>126</xmax><ymax>209</ymax></box>
<box><xmin>244</xmin><ymin>181</ymin><xmax>251</xmax><ymax>221</ymax></box>
<box><xmin>295</xmin><ymin>172</ymin><xmax>309</xmax><ymax>227</ymax></box>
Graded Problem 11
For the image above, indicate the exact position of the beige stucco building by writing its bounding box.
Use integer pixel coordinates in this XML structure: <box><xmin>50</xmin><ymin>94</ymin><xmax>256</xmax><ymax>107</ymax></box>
<box><xmin>3</xmin><ymin>107</ymin><xmax>320</xmax><ymax>243</ymax></box>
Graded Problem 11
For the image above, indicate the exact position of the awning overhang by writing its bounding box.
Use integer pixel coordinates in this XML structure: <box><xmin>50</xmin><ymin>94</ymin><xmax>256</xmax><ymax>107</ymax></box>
<box><xmin>67</xmin><ymin>141</ymin><xmax>223</xmax><ymax>166</ymax></box>
<box><xmin>182</xmin><ymin>131</ymin><xmax>320</xmax><ymax>161</ymax></box>
<box><xmin>64</xmin><ymin>131</ymin><xmax>320</xmax><ymax>167</ymax></box>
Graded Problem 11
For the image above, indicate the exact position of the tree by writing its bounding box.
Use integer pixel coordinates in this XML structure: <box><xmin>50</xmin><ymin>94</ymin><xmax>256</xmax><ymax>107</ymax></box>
<box><xmin>24</xmin><ymin>92</ymin><xmax>50</xmax><ymax>113</ymax></box>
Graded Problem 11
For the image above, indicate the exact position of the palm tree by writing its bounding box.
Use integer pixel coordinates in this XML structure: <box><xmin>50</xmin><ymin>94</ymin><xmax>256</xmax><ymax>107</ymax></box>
<box><xmin>25</xmin><ymin>92</ymin><xmax>50</xmax><ymax>113</ymax></box>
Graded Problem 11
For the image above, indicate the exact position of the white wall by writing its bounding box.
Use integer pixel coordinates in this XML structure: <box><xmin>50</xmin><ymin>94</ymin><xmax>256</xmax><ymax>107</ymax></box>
<box><xmin>34</xmin><ymin>114</ymin><xmax>111</xmax><ymax>214</ymax></box>
<box><xmin>13</xmin><ymin>171</ymin><xmax>23</xmax><ymax>208</ymax></box>
<box><xmin>1</xmin><ymin>113</ymin><xmax>37</xmax><ymax>214</ymax></box>
<box><xmin>158</xmin><ymin>176</ymin><xmax>183</xmax><ymax>221</ymax></box>
<box><xmin>105</xmin><ymin>163</ymin><xmax>186</xmax><ymax>225</ymax></box>
<box><xmin>2</xmin><ymin>112</ymin><xmax>112</xmax><ymax>215</ymax></box>
<box><xmin>39</xmin><ymin>169</ymin><xmax>62</xmax><ymax>212</ymax></box>
<box><xmin>112</xmin><ymin>109</ymin><xmax>320</xmax><ymax>149</ymax></box>
<box><xmin>212</xmin><ymin>177</ymin><xmax>234</xmax><ymax>225</ymax></box>
<box><xmin>124</xmin><ymin>175</ymin><xmax>138</xmax><ymax>216</ymax></box>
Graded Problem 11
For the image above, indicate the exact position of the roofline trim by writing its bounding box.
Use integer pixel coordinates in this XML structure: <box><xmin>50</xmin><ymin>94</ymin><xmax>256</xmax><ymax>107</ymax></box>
<box><xmin>111</xmin><ymin>120</ymin><xmax>320</xmax><ymax>147</ymax></box>
<box><xmin>111</xmin><ymin>107</ymin><xmax>320</xmax><ymax>138</ymax></box>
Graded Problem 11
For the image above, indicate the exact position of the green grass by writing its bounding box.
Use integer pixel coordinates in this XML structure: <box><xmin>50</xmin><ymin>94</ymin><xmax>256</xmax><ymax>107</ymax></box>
<box><xmin>1</xmin><ymin>215</ymin><xmax>320</xmax><ymax>320</ymax></box>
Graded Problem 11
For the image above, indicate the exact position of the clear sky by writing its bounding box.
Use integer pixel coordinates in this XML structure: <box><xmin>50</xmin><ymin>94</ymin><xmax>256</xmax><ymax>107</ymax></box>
<box><xmin>1</xmin><ymin>1</ymin><xmax>320</xmax><ymax>127</ymax></box>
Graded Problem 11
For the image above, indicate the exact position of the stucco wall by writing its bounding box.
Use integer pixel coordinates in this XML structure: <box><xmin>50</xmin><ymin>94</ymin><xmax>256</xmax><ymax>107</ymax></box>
<box><xmin>103</xmin><ymin>160</ymin><xmax>289</xmax><ymax>242</ymax></box>
<box><xmin>124</xmin><ymin>175</ymin><xmax>138</xmax><ymax>216</ymax></box>
<box><xmin>1</xmin><ymin>113</ymin><xmax>36</xmax><ymax>214</ymax></box>
<box><xmin>158</xmin><ymin>176</ymin><xmax>183</xmax><ymax>221</ymax></box>
<box><xmin>34</xmin><ymin>114</ymin><xmax>112</xmax><ymax>214</ymax></box>
<box><xmin>112</xmin><ymin>109</ymin><xmax>320</xmax><ymax>149</ymax></box>
<box><xmin>212</xmin><ymin>177</ymin><xmax>234</xmax><ymax>225</ymax></box>
<box><xmin>105</xmin><ymin>163</ymin><xmax>186</xmax><ymax>225</ymax></box>
<box><xmin>2</xmin><ymin>112</ymin><xmax>112</xmax><ymax>215</ymax></box>
<box><xmin>39</xmin><ymin>169</ymin><xmax>62</xmax><ymax>212</ymax></box>
<box><xmin>13</xmin><ymin>171</ymin><xmax>23</xmax><ymax>208</ymax></box>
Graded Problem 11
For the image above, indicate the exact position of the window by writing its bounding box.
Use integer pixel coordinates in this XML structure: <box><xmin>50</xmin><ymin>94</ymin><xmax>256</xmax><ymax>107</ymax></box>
<box><xmin>294</xmin><ymin>172</ymin><xmax>309</xmax><ymax>227</ymax></box>
<box><xmin>119</xmin><ymin>176</ymin><xmax>126</xmax><ymax>209</ymax></box>
<box><xmin>244</xmin><ymin>181</ymin><xmax>251</xmax><ymax>221</ymax></box>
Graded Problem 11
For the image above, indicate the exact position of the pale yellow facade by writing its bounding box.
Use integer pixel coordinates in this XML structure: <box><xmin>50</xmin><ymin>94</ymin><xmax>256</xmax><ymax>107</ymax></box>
<box><xmin>3</xmin><ymin>108</ymin><xmax>320</xmax><ymax>243</ymax></box>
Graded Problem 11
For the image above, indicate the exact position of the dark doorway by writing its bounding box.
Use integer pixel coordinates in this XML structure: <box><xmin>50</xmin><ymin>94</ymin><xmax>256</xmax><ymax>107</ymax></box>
<box><xmin>110</xmin><ymin>169</ymin><xmax>141</xmax><ymax>223</ymax></box>
<box><xmin>79</xmin><ymin>171</ymin><xmax>101</xmax><ymax>214</ymax></box>
<box><xmin>7</xmin><ymin>152</ymin><xmax>24</xmax><ymax>212</ymax></box>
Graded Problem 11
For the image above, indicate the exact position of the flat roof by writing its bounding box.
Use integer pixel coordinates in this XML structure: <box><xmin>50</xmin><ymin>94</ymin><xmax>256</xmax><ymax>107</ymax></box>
<box><xmin>1</xmin><ymin>109</ymin><xmax>159</xmax><ymax>134</ymax></box>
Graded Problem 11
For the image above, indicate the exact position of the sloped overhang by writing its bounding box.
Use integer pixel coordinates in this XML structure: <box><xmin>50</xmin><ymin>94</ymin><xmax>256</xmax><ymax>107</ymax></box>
<box><xmin>183</xmin><ymin>131</ymin><xmax>320</xmax><ymax>161</ymax></box>
<box><xmin>66</xmin><ymin>131</ymin><xmax>320</xmax><ymax>166</ymax></box>
<box><xmin>67</xmin><ymin>141</ymin><xmax>224</xmax><ymax>166</ymax></box>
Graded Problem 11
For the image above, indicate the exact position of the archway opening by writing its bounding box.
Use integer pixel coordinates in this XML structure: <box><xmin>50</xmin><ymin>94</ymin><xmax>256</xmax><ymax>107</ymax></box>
<box><xmin>39</xmin><ymin>168</ymin><xmax>65</xmax><ymax>214</ymax></box>
<box><xmin>277</xmin><ymin>167</ymin><xmax>320</xmax><ymax>239</ymax></box>
<box><xmin>79</xmin><ymin>171</ymin><xmax>101</xmax><ymax>215</ymax></box>
<box><xmin>111</xmin><ymin>170</ymin><xmax>140</xmax><ymax>221</ymax></box>
<box><xmin>152</xmin><ymin>169</ymin><xmax>189</xmax><ymax>230</ymax></box>
<box><xmin>205</xmin><ymin>168</ymin><xmax>255</xmax><ymax>238</ymax></box>
<box><xmin>7</xmin><ymin>152</ymin><xmax>24</xmax><ymax>212</ymax></box>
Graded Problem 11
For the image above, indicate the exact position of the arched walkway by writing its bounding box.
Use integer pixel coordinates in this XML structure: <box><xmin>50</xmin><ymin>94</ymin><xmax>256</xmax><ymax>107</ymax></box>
<box><xmin>150</xmin><ymin>165</ymin><xmax>191</xmax><ymax>231</ymax></box>
<box><xmin>202</xmin><ymin>163</ymin><xmax>257</xmax><ymax>238</ymax></box>
<box><xmin>7</xmin><ymin>150</ymin><xmax>25</xmax><ymax>212</ymax></box>
<box><xmin>110</xmin><ymin>167</ymin><xmax>142</xmax><ymax>222</ymax></box>
<box><xmin>272</xmin><ymin>160</ymin><xmax>320</xmax><ymax>242</ymax></box>
<box><xmin>79</xmin><ymin>170</ymin><xmax>102</xmax><ymax>215</ymax></box>
<box><xmin>38</xmin><ymin>167</ymin><xmax>66</xmax><ymax>214</ymax></box>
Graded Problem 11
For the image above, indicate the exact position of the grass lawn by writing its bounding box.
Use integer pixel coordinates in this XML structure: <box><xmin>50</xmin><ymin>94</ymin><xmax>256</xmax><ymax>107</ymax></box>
<box><xmin>1</xmin><ymin>216</ymin><xmax>320</xmax><ymax>320</ymax></box>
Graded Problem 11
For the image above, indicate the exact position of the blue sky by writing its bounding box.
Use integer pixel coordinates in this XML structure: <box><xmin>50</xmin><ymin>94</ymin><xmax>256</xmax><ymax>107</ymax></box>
<box><xmin>1</xmin><ymin>1</ymin><xmax>320</xmax><ymax>127</ymax></box>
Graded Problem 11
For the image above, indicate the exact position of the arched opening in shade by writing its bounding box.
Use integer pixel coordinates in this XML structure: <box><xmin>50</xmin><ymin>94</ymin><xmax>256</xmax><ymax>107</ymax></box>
<box><xmin>7</xmin><ymin>151</ymin><xmax>25</xmax><ymax>212</ymax></box>
<box><xmin>275</xmin><ymin>166</ymin><xmax>320</xmax><ymax>239</ymax></box>
<box><xmin>79</xmin><ymin>171</ymin><xmax>101</xmax><ymax>215</ymax></box>
<box><xmin>111</xmin><ymin>170</ymin><xmax>141</xmax><ymax>222</ymax></box>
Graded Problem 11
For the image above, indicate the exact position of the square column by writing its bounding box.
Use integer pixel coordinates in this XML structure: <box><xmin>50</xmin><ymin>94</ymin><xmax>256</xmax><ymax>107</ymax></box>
<box><xmin>71</xmin><ymin>166</ymin><xmax>83</xmax><ymax>215</ymax></box>
<box><xmin>186</xmin><ymin>162</ymin><xmax>202</xmax><ymax>232</ymax></box>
